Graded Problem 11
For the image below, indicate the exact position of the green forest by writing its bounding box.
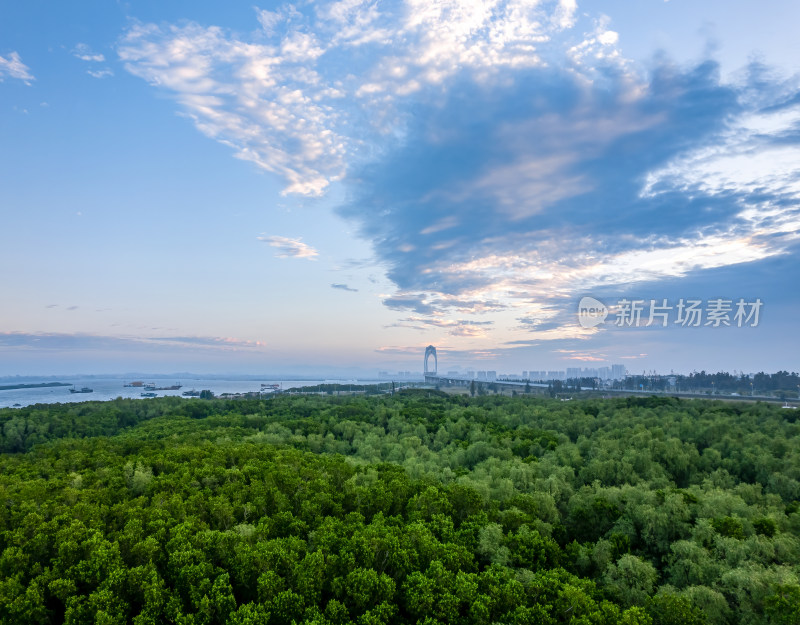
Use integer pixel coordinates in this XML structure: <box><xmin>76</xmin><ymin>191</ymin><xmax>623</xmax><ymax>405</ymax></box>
<box><xmin>1</xmin><ymin>392</ymin><xmax>798</xmax><ymax>624</ymax></box>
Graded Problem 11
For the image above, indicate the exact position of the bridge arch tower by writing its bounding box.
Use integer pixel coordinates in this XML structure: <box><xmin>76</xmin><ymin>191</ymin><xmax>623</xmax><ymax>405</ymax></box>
<box><xmin>424</xmin><ymin>345</ymin><xmax>438</xmax><ymax>375</ymax></box>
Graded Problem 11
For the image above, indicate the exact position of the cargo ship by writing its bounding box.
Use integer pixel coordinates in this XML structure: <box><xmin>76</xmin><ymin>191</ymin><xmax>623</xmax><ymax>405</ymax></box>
<box><xmin>69</xmin><ymin>386</ymin><xmax>94</xmax><ymax>394</ymax></box>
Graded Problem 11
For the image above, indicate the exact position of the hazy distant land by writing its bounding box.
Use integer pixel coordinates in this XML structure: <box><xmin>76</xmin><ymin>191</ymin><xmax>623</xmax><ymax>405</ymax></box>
<box><xmin>0</xmin><ymin>382</ymin><xmax>72</xmax><ymax>391</ymax></box>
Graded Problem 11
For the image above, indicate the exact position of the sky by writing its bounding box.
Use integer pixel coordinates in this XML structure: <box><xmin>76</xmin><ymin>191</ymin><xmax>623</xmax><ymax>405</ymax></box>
<box><xmin>1</xmin><ymin>0</ymin><xmax>799</xmax><ymax>377</ymax></box>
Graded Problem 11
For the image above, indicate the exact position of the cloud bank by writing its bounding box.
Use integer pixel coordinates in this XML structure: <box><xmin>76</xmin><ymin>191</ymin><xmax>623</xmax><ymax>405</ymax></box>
<box><xmin>119</xmin><ymin>1</ymin><xmax>800</xmax><ymax>347</ymax></box>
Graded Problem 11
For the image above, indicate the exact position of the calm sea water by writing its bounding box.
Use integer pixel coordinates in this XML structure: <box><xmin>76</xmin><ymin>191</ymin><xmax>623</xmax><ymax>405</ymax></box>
<box><xmin>0</xmin><ymin>378</ymin><xmax>380</xmax><ymax>409</ymax></box>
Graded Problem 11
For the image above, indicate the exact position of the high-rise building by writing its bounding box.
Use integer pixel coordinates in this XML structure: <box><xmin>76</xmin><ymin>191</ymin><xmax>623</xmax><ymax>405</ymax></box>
<box><xmin>611</xmin><ymin>364</ymin><xmax>626</xmax><ymax>380</ymax></box>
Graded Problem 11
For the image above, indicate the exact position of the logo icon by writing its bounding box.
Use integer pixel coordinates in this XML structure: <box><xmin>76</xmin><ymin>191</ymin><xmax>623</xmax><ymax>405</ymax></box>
<box><xmin>578</xmin><ymin>296</ymin><xmax>608</xmax><ymax>328</ymax></box>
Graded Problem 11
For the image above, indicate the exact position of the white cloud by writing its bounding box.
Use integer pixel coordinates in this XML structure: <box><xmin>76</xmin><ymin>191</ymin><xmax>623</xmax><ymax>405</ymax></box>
<box><xmin>88</xmin><ymin>68</ymin><xmax>114</xmax><ymax>79</ymax></box>
<box><xmin>567</xmin><ymin>16</ymin><xmax>625</xmax><ymax>71</ymax></box>
<box><xmin>119</xmin><ymin>21</ymin><xmax>346</xmax><ymax>196</ymax></box>
<box><xmin>639</xmin><ymin>101</ymin><xmax>800</xmax><ymax>263</ymax></box>
<box><xmin>0</xmin><ymin>52</ymin><xmax>34</xmax><ymax>84</ymax></box>
<box><xmin>73</xmin><ymin>43</ymin><xmax>105</xmax><ymax>62</ymax></box>
<box><xmin>256</xmin><ymin>8</ymin><xmax>284</xmax><ymax>35</ymax></box>
<box><xmin>552</xmin><ymin>0</ymin><xmax>578</xmax><ymax>30</ymax></box>
<box><xmin>258</xmin><ymin>235</ymin><xmax>320</xmax><ymax>259</ymax></box>
<box><xmin>362</xmin><ymin>0</ymin><xmax>559</xmax><ymax>96</ymax></box>
<box><xmin>643</xmin><ymin>103</ymin><xmax>800</xmax><ymax>202</ymax></box>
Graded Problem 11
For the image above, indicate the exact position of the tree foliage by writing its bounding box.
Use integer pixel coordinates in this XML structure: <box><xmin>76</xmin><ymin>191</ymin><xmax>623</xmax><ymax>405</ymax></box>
<box><xmin>1</xmin><ymin>393</ymin><xmax>798</xmax><ymax>623</ymax></box>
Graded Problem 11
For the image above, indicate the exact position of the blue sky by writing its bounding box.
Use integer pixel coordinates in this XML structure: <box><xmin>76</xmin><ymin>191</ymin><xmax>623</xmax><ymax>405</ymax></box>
<box><xmin>1</xmin><ymin>0</ymin><xmax>799</xmax><ymax>376</ymax></box>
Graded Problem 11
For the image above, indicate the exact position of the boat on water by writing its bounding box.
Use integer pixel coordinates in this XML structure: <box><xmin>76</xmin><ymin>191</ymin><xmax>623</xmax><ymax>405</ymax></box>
<box><xmin>140</xmin><ymin>392</ymin><xmax>158</xmax><ymax>398</ymax></box>
<box><xmin>69</xmin><ymin>386</ymin><xmax>94</xmax><ymax>394</ymax></box>
<box><xmin>124</xmin><ymin>381</ymin><xmax>144</xmax><ymax>387</ymax></box>
<box><xmin>153</xmin><ymin>384</ymin><xmax>182</xmax><ymax>391</ymax></box>
<box><xmin>261</xmin><ymin>383</ymin><xmax>280</xmax><ymax>390</ymax></box>
<box><xmin>143</xmin><ymin>383</ymin><xmax>157</xmax><ymax>390</ymax></box>
<box><xmin>182</xmin><ymin>389</ymin><xmax>200</xmax><ymax>397</ymax></box>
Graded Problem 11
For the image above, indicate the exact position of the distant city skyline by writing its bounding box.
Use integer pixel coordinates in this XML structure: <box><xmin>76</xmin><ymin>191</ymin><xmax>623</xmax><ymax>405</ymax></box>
<box><xmin>2</xmin><ymin>1</ymin><xmax>799</xmax><ymax>376</ymax></box>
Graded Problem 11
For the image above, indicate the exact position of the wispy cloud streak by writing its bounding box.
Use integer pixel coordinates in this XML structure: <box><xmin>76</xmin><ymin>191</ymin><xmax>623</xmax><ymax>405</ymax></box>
<box><xmin>258</xmin><ymin>235</ymin><xmax>319</xmax><ymax>259</ymax></box>
<box><xmin>0</xmin><ymin>332</ymin><xmax>267</xmax><ymax>352</ymax></box>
